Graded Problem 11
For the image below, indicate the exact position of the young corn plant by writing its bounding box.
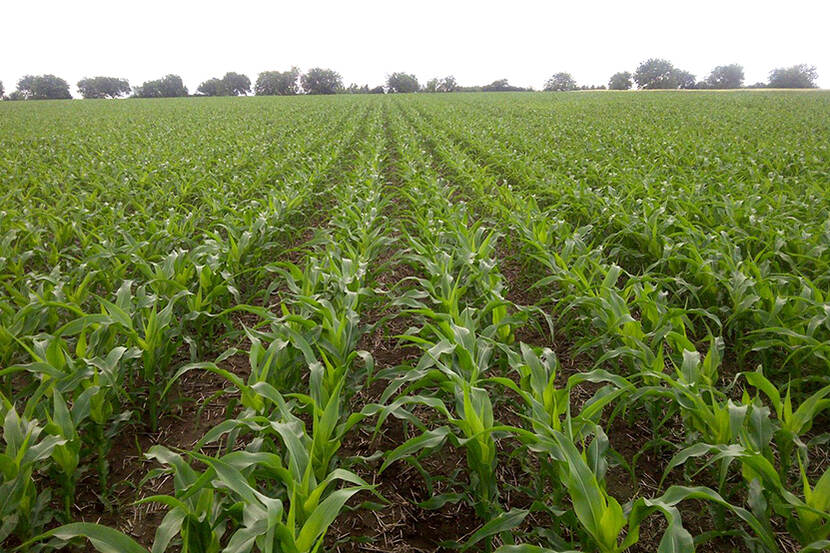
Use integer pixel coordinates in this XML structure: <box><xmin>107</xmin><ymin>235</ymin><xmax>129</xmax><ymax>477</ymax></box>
<box><xmin>642</xmin><ymin>346</ymin><xmax>748</xmax><ymax>448</ymax></box>
<box><xmin>742</xmin><ymin>367</ymin><xmax>830</xmax><ymax>480</ymax></box>
<box><xmin>488</xmin><ymin>342</ymin><xmax>632</xmax><ymax>437</ymax></box>
<box><xmin>663</xmin><ymin>438</ymin><xmax>829</xmax><ymax>550</ymax></box>
<box><xmin>374</xmin><ymin>320</ymin><xmax>514</xmax><ymax>520</ymax></box>
<box><xmin>189</xmin><ymin>383</ymin><xmax>377</xmax><ymax>552</ymax></box>
<box><xmin>97</xmin><ymin>280</ymin><xmax>189</xmax><ymax>431</ymax></box>
<box><xmin>43</xmin><ymin>389</ymin><xmax>85</xmax><ymax>520</ymax></box>
<box><xmin>527</xmin><ymin>423</ymin><xmax>776</xmax><ymax>553</ymax></box>
<box><xmin>138</xmin><ymin>445</ymin><xmax>242</xmax><ymax>553</ymax></box>
<box><xmin>2</xmin><ymin>329</ymin><xmax>139</xmax><ymax>504</ymax></box>
<box><xmin>0</xmin><ymin>400</ymin><xmax>66</xmax><ymax>544</ymax></box>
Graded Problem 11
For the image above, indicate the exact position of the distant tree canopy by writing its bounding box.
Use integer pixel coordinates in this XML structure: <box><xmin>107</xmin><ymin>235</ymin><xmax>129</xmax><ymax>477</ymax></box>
<box><xmin>197</xmin><ymin>78</ymin><xmax>227</xmax><ymax>97</ymax></box>
<box><xmin>768</xmin><ymin>64</ymin><xmax>818</xmax><ymax>88</ymax></box>
<box><xmin>544</xmin><ymin>72</ymin><xmax>577</xmax><ymax>91</ymax></box>
<box><xmin>15</xmin><ymin>74</ymin><xmax>72</xmax><ymax>100</ymax></box>
<box><xmin>255</xmin><ymin>68</ymin><xmax>300</xmax><ymax>96</ymax></box>
<box><xmin>77</xmin><ymin>76</ymin><xmax>131</xmax><ymax>99</ymax></box>
<box><xmin>134</xmin><ymin>74</ymin><xmax>188</xmax><ymax>98</ymax></box>
<box><xmin>481</xmin><ymin>79</ymin><xmax>527</xmax><ymax>92</ymax></box>
<box><xmin>197</xmin><ymin>72</ymin><xmax>251</xmax><ymax>96</ymax></box>
<box><xmin>6</xmin><ymin>62</ymin><xmax>821</xmax><ymax>101</ymax></box>
<box><xmin>301</xmin><ymin>68</ymin><xmax>342</xmax><ymax>95</ymax></box>
<box><xmin>386</xmin><ymin>72</ymin><xmax>419</xmax><ymax>93</ymax></box>
<box><xmin>705</xmin><ymin>64</ymin><xmax>744</xmax><ymax>89</ymax></box>
<box><xmin>608</xmin><ymin>71</ymin><xmax>632</xmax><ymax>90</ymax></box>
<box><xmin>0</xmin><ymin>81</ymin><xmax>4</xmax><ymax>98</ymax></box>
<box><xmin>346</xmin><ymin>83</ymin><xmax>371</xmax><ymax>94</ymax></box>
<box><xmin>634</xmin><ymin>59</ymin><xmax>675</xmax><ymax>88</ymax></box>
<box><xmin>674</xmin><ymin>70</ymin><xmax>696</xmax><ymax>89</ymax></box>
<box><xmin>633</xmin><ymin>59</ymin><xmax>696</xmax><ymax>89</ymax></box>
<box><xmin>437</xmin><ymin>76</ymin><xmax>457</xmax><ymax>92</ymax></box>
<box><xmin>223</xmin><ymin>72</ymin><xmax>251</xmax><ymax>96</ymax></box>
<box><xmin>424</xmin><ymin>76</ymin><xmax>457</xmax><ymax>92</ymax></box>
<box><xmin>343</xmin><ymin>84</ymin><xmax>386</xmax><ymax>94</ymax></box>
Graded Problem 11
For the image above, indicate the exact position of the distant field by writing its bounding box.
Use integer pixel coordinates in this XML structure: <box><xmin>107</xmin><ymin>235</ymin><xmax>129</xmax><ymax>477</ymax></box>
<box><xmin>2</xmin><ymin>91</ymin><xmax>830</xmax><ymax>553</ymax></box>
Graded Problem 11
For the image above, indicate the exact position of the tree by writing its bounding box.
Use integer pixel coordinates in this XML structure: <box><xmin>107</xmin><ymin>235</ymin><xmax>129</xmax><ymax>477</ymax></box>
<box><xmin>77</xmin><ymin>76</ymin><xmax>131</xmax><ymax>99</ymax></box>
<box><xmin>633</xmin><ymin>59</ymin><xmax>697</xmax><ymax>89</ymax></box>
<box><xmin>15</xmin><ymin>74</ymin><xmax>72</xmax><ymax>100</ymax></box>
<box><xmin>345</xmin><ymin>83</ymin><xmax>372</xmax><ymax>94</ymax></box>
<box><xmin>481</xmin><ymin>79</ymin><xmax>526</xmax><ymax>92</ymax></box>
<box><xmin>134</xmin><ymin>74</ymin><xmax>188</xmax><ymax>98</ymax></box>
<box><xmin>197</xmin><ymin>78</ymin><xmax>228</xmax><ymax>96</ymax></box>
<box><xmin>425</xmin><ymin>76</ymin><xmax>457</xmax><ymax>92</ymax></box>
<box><xmin>196</xmin><ymin>72</ymin><xmax>250</xmax><ymax>96</ymax></box>
<box><xmin>255</xmin><ymin>68</ymin><xmax>300</xmax><ymax>96</ymax></box>
<box><xmin>674</xmin><ymin>70</ymin><xmax>697</xmax><ymax>89</ymax></box>
<box><xmin>300</xmin><ymin>68</ymin><xmax>342</xmax><ymax>95</ymax></box>
<box><xmin>705</xmin><ymin>64</ymin><xmax>744</xmax><ymax>89</ymax></box>
<box><xmin>608</xmin><ymin>71</ymin><xmax>632</xmax><ymax>90</ymax></box>
<box><xmin>387</xmin><ymin>72</ymin><xmax>419</xmax><ymax>93</ymax></box>
<box><xmin>222</xmin><ymin>72</ymin><xmax>251</xmax><ymax>95</ymax></box>
<box><xmin>437</xmin><ymin>75</ymin><xmax>457</xmax><ymax>93</ymax></box>
<box><xmin>544</xmin><ymin>72</ymin><xmax>577</xmax><ymax>91</ymax></box>
<box><xmin>0</xmin><ymin>81</ymin><xmax>4</xmax><ymax>99</ymax></box>
<box><xmin>484</xmin><ymin>79</ymin><xmax>510</xmax><ymax>91</ymax></box>
<box><xmin>368</xmin><ymin>86</ymin><xmax>385</xmax><ymax>94</ymax></box>
<box><xmin>768</xmin><ymin>64</ymin><xmax>818</xmax><ymax>88</ymax></box>
<box><xmin>633</xmin><ymin>58</ymin><xmax>679</xmax><ymax>89</ymax></box>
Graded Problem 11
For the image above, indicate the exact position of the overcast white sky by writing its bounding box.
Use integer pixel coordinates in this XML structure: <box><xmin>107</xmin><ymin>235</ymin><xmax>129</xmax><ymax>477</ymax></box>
<box><xmin>2</xmin><ymin>0</ymin><xmax>828</xmax><ymax>95</ymax></box>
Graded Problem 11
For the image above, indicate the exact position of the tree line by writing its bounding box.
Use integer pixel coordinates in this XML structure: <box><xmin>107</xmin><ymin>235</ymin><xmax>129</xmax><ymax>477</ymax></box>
<box><xmin>0</xmin><ymin>60</ymin><xmax>820</xmax><ymax>100</ymax></box>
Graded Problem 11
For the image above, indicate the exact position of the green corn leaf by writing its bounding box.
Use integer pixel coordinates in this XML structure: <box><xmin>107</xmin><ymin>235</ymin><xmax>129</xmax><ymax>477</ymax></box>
<box><xmin>462</xmin><ymin>508</ymin><xmax>529</xmax><ymax>551</ymax></box>
<box><xmin>17</xmin><ymin>522</ymin><xmax>149</xmax><ymax>553</ymax></box>
<box><xmin>295</xmin><ymin>486</ymin><xmax>364</xmax><ymax>551</ymax></box>
<box><xmin>380</xmin><ymin>426</ymin><xmax>451</xmax><ymax>473</ymax></box>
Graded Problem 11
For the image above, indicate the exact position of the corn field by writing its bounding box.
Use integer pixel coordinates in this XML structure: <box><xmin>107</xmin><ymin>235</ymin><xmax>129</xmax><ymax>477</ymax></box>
<box><xmin>1</xmin><ymin>91</ymin><xmax>830</xmax><ymax>553</ymax></box>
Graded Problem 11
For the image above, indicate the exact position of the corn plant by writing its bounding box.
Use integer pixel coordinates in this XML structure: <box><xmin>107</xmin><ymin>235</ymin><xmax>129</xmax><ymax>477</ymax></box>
<box><xmin>187</xmin><ymin>384</ymin><xmax>377</xmax><ymax>552</ymax></box>
<box><xmin>742</xmin><ymin>367</ymin><xmax>830</xmax><ymax>479</ymax></box>
<box><xmin>0</xmin><ymin>400</ymin><xmax>65</xmax><ymax>543</ymax></box>
<box><xmin>373</xmin><ymin>322</ymin><xmax>512</xmax><ymax>520</ymax></box>
<box><xmin>664</xmin><ymin>441</ymin><xmax>829</xmax><ymax>549</ymax></box>
<box><xmin>527</xmin><ymin>424</ymin><xmax>776</xmax><ymax>553</ymax></box>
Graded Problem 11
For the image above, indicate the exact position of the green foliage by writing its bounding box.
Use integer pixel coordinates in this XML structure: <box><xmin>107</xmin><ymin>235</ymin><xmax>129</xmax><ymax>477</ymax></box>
<box><xmin>198</xmin><ymin>72</ymin><xmax>251</xmax><ymax>97</ymax></box>
<box><xmin>437</xmin><ymin>75</ymin><xmax>458</xmax><ymax>92</ymax></box>
<box><xmin>544</xmin><ymin>72</ymin><xmax>577</xmax><ymax>92</ymax></box>
<box><xmin>196</xmin><ymin>77</ymin><xmax>227</xmax><ymax>97</ymax></box>
<box><xmin>255</xmin><ymin>67</ymin><xmax>301</xmax><ymax>95</ymax></box>
<box><xmin>607</xmin><ymin>71</ymin><xmax>632</xmax><ymax>90</ymax></box>
<box><xmin>482</xmin><ymin>79</ymin><xmax>528</xmax><ymax>92</ymax></box>
<box><xmin>300</xmin><ymin>67</ymin><xmax>343</xmax><ymax>95</ymax></box>
<box><xmin>133</xmin><ymin>74</ymin><xmax>188</xmax><ymax>98</ymax></box>
<box><xmin>77</xmin><ymin>76</ymin><xmax>131</xmax><ymax>99</ymax></box>
<box><xmin>386</xmin><ymin>72</ymin><xmax>420</xmax><ymax>93</ymax></box>
<box><xmin>706</xmin><ymin>64</ymin><xmax>745</xmax><ymax>89</ymax></box>
<box><xmin>2</xmin><ymin>90</ymin><xmax>830</xmax><ymax>553</ymax></box>
<box><xmin>633</xmin><ymin>59</ymin><xmax>695</xmax><ymax>89</ymax></box>
<box><xmin>768</xmin><ymin>64</ymin><xmax>819</xmax><ymax>88</ymax></box>
<box><xmin>14</xmin><ymin>74</ymin><xmax>72</xmax><ymax>100</ymax></box>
